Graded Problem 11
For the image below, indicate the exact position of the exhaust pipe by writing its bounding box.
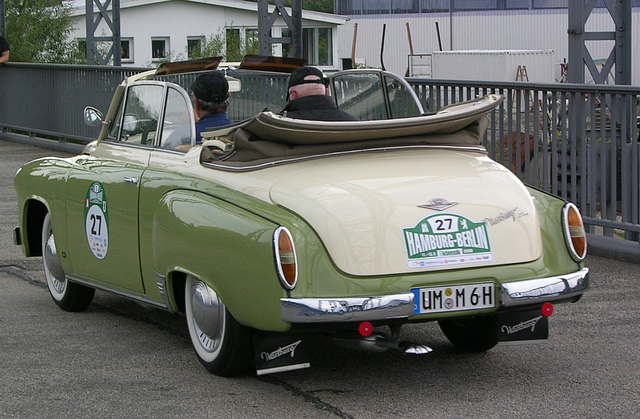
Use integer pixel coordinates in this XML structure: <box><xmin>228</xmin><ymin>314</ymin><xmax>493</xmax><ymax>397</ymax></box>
<box><xmin>332</xmin><ymin>332</ymin><xmax>432</xmax><ymax>355</ymax></box>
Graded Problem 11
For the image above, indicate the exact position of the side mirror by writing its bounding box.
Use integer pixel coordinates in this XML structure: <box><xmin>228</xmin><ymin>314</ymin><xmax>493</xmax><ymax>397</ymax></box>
<box><xmin>122</xmin><ymin>114</ymin><xmax>139</xmax><ymax>132</ymax></box>
<box><xmin>227</xmin><ymin>77</ymin><xmax>241</xmax><ymax>93</ymax></box>
<box><xmin>84</xmin><ymin>106</ymin><xmax>103</xmax><ymax>127</ymax></box>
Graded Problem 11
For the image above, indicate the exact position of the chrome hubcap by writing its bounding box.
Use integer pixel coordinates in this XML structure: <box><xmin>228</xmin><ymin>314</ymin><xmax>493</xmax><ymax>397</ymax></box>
<box><xmin>44</xmin><ymin>228</ymin><xmax>66</xmax><ymax>295</ymax></box>
<box><xmin>190</xmin><ymin>280</ymin><xmax>224</xmax><ymax>353</ymax></box>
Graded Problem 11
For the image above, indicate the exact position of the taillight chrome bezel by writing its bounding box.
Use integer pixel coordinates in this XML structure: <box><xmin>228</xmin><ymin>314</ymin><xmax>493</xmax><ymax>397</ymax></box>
<box><xmin>274</xmin><ymin>226</ymin><xmax>298</xmax><ymax>290</ymax></box>
<box><xmin>562</xmin><ymin>203</ymin><xmax>587</xmax><ymax>262</ymax></box>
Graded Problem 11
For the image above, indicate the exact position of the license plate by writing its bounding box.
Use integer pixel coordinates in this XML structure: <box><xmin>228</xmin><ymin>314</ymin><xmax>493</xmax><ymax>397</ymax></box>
<box><xmin>412</xmin><ymin>282</ymin><xmax>495</xmax><ymax>314</ymax></box>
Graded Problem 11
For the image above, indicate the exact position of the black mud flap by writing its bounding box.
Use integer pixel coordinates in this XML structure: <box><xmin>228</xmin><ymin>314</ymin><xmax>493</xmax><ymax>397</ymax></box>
<box><xmin>254</xmin><ymin>334</ymin><xmax>310</xmax><ymax>376</ymax></box>
<box><xmin>497</xmin><ymin>309</ymin><xmax>549</xmax><ymax>345</ymax></box>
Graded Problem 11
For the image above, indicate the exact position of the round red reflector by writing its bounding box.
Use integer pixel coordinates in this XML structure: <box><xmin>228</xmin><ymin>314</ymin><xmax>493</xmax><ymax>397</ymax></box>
<box><xmin>542</xmin><ymin>302</ymin><xmax>554</xmax><ymax>317</ymax></box>
<box><xmin>359</xmin><ymin>322</ymin><xmax>373</xmax><ymax>337</ymax></box>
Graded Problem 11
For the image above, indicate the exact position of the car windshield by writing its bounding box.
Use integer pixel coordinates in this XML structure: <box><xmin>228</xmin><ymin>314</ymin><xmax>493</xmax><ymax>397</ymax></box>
<box><xmin>154</xmin><ymin>70</ymin><xmax>290</xmax><ymax>122</ymax></box>
<box><xmin>330</xmin><ymin>72</ymin><xmax>424</xmax><ymax>120</ymax></box>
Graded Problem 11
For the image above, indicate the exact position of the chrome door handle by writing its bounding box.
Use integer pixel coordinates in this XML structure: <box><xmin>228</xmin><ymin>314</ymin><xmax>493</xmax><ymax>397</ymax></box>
<box><xmin>124</xmin><ymin>176</ymin><xmax>139</xmax><ymax>184</ymax></box>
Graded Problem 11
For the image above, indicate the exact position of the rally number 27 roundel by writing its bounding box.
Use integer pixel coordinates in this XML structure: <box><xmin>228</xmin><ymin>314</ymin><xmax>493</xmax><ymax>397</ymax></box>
<box><xmin>85</xmin><ymin>181</ymin><xmax>109</xmax><ymax>260</ymax></box>
<box><xmin>403</xmin><ymin>213</ymin><xmax>493</xmax><ymax>268</ymax></box>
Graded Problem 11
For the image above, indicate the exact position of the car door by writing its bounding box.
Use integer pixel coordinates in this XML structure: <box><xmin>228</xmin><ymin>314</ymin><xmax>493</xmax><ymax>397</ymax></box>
<box><xmin>63</xmin><ymin>82</ymin><xmax>167</xmax><ymax>293</ymax></box>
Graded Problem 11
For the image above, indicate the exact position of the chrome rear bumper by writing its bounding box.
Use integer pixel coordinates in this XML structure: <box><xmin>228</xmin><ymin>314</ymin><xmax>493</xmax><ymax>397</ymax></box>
<box><xmin>281</xmin><ymin>267</ymin><xmax>589</xmax><ymax>323</ymax></box>
<box><xmin>501</xmin><ymin>267</ymin><xmax>589</xmax><ymax>306</ymax></box>
<box><xmin>281</xmin><ymin>294</ymin><xmax>414</xmax><ymax>323</ymax></box>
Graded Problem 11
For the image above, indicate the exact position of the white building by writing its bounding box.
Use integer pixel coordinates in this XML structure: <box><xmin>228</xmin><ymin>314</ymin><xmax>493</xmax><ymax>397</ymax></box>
<box><xmin>336</xmin><ymin>6</ymin><xmax>640</xmax><ymax>85</ymax></box>
<box><xmin>69</xmin><ymin>1</ymin><xmax>640</xmax><ymax>85</ymax></box>
<box><xmin>69</xmin><ymin>0</ymin><xmax>348</xmax><ymax>69</ymax></box>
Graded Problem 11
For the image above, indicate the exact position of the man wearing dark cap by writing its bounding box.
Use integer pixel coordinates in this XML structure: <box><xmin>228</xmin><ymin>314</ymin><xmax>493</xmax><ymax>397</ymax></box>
<box><xmin>281</xmin><ymin>66</ymin><xmax>358</xmax><ymax>121</ymax></box>
<box><xmin>191</xmin><ymin>70</ymin><xmax>234</xmax><ymax>142</ymax></box>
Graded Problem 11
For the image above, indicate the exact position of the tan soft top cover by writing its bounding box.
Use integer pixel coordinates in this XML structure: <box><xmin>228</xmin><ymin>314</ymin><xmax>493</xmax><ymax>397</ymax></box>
<box><xmin>201</xmin><ymin>94</ymin><xmax>503</xmax><ymax>168</ymax></box>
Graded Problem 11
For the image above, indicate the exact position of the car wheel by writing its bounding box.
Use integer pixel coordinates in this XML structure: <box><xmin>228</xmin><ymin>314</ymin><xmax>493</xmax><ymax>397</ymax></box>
<box><xmin>184</xmin><ymin>275</ymin><xmax>253</xmax><ymax>376</ymax></box>
<box><xmin>42</xmin><ymin>213</ymin><xmax>95</xmax><ymax>312</ymax></box>
<box><xmin>438</xmin><ymin>315</ymin><xmax>499</xmax><ymax>352</ymax></box>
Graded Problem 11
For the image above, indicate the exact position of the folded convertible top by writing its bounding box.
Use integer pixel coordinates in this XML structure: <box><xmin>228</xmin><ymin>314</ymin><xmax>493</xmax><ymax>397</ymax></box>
<box><xmin>201</xmin><ymin>94</ymin><xmax>504</xmax><ymax>168</ymax></box>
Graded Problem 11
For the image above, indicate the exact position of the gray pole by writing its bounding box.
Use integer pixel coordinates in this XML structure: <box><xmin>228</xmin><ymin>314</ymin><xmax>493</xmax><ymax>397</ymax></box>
<box><xmin>568</xmin><ymin>0</ymin><xmax>631</xmax><ymax>85</ymax></box>
<box><xmin>85</xmin><ymin>0</ymin><xmax>122</xmax><ymax>66</ymax></box>
<box><xmin>449</xmin><ymin>0</ymin><xmax>453</xmax><ymax>50</ymax></box>
<box><xmin>257</xmin><ymin>0</ymin><xmax>302</xmax><ymax>58</ymax></box>
<box><xmin>615</xmin><ymin>0</ymin><xmax>631</xmax><ymax>85</ymax></box>
<box><xmin>567</xmin><ymin>0</ymin><xmax>635</xmax><ymax>241</ymax></box>
<box><xmin>567</xmin><ymin>0</ymin><xmax>584</xmax><ymax>83</ymax></box>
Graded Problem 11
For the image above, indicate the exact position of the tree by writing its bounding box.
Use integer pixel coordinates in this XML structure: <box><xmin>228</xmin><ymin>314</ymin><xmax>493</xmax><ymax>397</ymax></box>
<box><xmin>5</xmin><ymin>0</ymin><xmax>84</xmax><ymax>63</ymax></box>
<box><xmin>300</xmin><ymin>0</ymin><xmax>332</xmax><ymax>13</ymax></box>
<box><xmin>188</xmin><ymin>26</ymin><xmax>260</xmax><ymax>63</ymax></box>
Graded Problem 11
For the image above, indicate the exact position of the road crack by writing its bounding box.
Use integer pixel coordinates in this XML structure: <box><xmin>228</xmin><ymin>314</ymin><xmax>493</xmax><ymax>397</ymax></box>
<box><xmin>257</xmin><ymin>375</ymin><xmax>355</xmax><ymax>418</ymax></box>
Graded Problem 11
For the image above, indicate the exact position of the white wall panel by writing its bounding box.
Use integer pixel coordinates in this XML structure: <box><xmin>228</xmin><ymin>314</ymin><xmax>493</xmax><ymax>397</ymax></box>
<box><xmin>338</xmin><ymin>9</ymin><xmax>640</xmax><ymax>85</ymax></box>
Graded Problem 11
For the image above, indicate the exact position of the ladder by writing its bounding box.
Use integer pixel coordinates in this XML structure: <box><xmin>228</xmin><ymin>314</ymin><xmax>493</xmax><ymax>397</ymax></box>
<box><xmin>513</xmin><ymin>65</ymin><xmax>534</xmax><ymax>109</ymax></box>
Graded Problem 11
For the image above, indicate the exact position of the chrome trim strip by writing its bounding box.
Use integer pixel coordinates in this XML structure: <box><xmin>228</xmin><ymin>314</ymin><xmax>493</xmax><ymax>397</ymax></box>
<box><xmin>155</xmin><ymin>272</ymin><xmax>176</xmax><ymax>314</ymax></box>
<box><xmin>66</xmin><ymin>275</ymin><xmax>168</xmax><ymax>310</ymax></box>
<box><xmin>501</xmin><ymin>268</ymin><xmax>589</xmax><ymax>306</ymax></box>
<box><xmin>281</xmin><ymin>293</ymin><xmax>414</xmax><ymax>323</ymax></box>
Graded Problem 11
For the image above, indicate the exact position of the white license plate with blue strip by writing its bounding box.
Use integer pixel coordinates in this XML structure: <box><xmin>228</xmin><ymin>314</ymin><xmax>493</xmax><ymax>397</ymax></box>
<box><xmin>412</xmin><ymin>282</ymin><xmax>495</xmax><ymax>314</ymax></box>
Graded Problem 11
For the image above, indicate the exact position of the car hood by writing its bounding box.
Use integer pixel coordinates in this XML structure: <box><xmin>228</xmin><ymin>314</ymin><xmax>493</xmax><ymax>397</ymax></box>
<box><xmin>269</xmin><ymin>148</ymin><xmax>542</xmax><ymax>276</ymax></box>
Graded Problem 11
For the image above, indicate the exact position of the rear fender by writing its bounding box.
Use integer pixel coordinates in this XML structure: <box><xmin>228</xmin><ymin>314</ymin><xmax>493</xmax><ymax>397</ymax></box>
<box><xmin>527</xmin><ymin>187</ymin><xmax>582</xmax><ymax>269</ymax></box>
<box><xmin>152</xmin><ymin>189</ymin><xmax>290</xmax><ymax>332</ymax></box>
<box><xmin>14</xmin><ymin>157</ymin><xmax>75</xmax><ymax>267</ymax></box>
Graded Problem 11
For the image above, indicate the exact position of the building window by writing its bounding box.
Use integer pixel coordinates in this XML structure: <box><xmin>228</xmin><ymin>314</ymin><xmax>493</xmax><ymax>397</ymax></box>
<box><xmin>121</xmin><ymin>39</ymin><xmax>133</xmax><ymax>62</ymax></box>
<box><xmin>77</xmin><ymin>38</ymin><xmax>133</xmax><ymax>64</ymax></box>
<box><xmin>187</xmin><ymin>37</ymin><xmax>204</xmax><ymax>58</ymax></box>
<box><xmin>77</xmin><ymin>39</ymin><xmax>87</xmax><ymax>59</ymax></box>
<box><xmin>244</xmin><ymin>28</ymin><xmax>259</xmax><ymax>55</ymax></box>
<box><xmin>225</xmin><ymin>28</ymin><xmax>242</xmax><ymax>62</ymax></box>
<box><xmin>282</xmin><ymin>27</ymin><xmax>333</xmax><ymax>67</ymax></box>
<box><xmin>152</xmin><ymin>38</ymin><xmax>169</xmax><ymax>60</ymax></box>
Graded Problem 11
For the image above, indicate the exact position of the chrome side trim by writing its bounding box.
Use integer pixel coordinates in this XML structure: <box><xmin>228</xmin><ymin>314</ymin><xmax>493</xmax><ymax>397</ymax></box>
<box><xmin>155</xmin><ymin>272</ymin><xmax>176</xmax><ymax>314</ymax></box>
<box><xmin>281</xmin><ymin>293</ymin><xmax>414</xmax><ymax>323</ymax></box>
<box><xmin>66</xmin><ymin>274</ymin><xmax>168</xmax><ymax>310</ymax></box>
<box><xmin>501</xmin><ymin>268</ymin><xmax>589</xmax><ymax>306</ymax></box>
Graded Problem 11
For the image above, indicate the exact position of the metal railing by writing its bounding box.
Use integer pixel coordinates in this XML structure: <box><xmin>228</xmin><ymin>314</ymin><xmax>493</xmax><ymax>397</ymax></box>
<box><xmin>0</xmin><ymin>62</ymin><xmax>147</xmax><ymax>144</ymax></box>
<box><xmin>1</xmin><ymin>63</ymin><xmax>639</xmax><ymax>259</ymax></box>
<box><xmin>409</xmin><ymin>78</ymin><xmax>640</xmax><ymax>250</ymax></box>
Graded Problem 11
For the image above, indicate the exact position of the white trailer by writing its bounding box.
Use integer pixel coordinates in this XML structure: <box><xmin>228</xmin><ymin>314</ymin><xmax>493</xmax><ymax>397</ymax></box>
<box><xmin>411</xmin><ymin>50</ymin><xmax>556</xmax><ymax>83</ymax></box>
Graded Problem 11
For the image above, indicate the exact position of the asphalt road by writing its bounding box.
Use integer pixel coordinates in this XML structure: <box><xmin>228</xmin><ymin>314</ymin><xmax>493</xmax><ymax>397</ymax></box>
<box><xmin>1</xmin><ymin>139</ymin><xmax>639</xmax><ymax>418</ymax></box>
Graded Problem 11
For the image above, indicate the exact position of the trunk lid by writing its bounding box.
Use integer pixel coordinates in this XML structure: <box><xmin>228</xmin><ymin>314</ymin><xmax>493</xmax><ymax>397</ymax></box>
<box><xmin>269</xmin><ymin>148</ymin><xmax>541</xmax><ymax>276</ymax></box>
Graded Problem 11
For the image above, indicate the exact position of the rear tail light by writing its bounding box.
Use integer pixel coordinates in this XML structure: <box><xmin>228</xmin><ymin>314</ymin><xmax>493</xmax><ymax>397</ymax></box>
<box><xmin>563</xmin><ymin>203</ymin><xmax>587</xmax><ymax>261</ymax></box>
<box><xmin>274</xmin><ymin>227</ymin><xmax>298</xmax><ymax>290</ymax></box>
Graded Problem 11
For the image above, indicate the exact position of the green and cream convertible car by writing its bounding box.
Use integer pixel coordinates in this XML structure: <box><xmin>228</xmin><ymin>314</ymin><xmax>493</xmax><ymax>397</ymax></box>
<box><xmin>14</xmin><ymin>57</ymin><xmax>589</xmax><ymax>377</ymax></box>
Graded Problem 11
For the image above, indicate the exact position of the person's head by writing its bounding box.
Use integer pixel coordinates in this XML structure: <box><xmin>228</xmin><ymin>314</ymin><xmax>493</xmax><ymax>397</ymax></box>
<box><xmin>191</xmin><ymin>71</ymin><xmax>230</xmax><ymax>114</ymax></box>
<box><xmin>287</xmin><ymin>66</ymin><xmax>328</xmax><ymax>101</ymax></box>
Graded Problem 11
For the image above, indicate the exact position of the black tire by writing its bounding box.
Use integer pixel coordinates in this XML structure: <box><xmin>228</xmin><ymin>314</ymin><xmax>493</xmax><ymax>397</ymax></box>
<box><xmin>185</xmin><ymin>275</ymin><xmax>253</xmax><ymax>377</ymax></box>
<box><xmin>438</xmin><ymin>315</ymin><xmax>499</xmax><ymax>352</ymax></box>
<box><xmin>42</xmin><ymin>213</ymin><xmax>95</xmax><ymax>312</ymax></box>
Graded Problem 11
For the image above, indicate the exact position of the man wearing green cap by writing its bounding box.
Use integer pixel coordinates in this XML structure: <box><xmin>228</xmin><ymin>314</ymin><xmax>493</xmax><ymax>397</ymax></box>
<box><xmin>282</xmin><ymin>66</ymin><xmax>358</xmax><ymax>121</ymax></box>
<box><xmin>190</xmin><ymin>70</ymin><xmax>234</xmax><ymax>142</ymax></box>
